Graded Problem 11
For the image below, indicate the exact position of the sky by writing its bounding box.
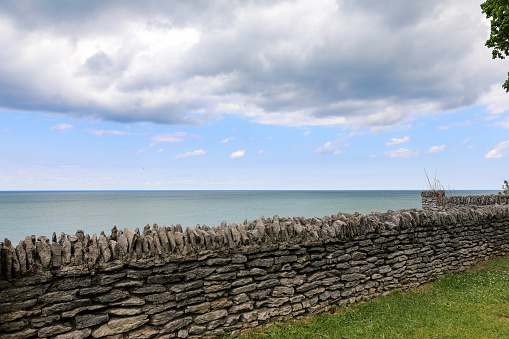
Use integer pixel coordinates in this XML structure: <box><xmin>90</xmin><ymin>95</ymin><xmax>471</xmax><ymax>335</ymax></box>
<box><xmin>0</xmin><ymin>0</ymin><xmax>508</xmax><ymax>191</ymax></box>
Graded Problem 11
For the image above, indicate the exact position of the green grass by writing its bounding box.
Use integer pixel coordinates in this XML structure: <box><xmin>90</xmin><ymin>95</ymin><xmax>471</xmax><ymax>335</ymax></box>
<box><xmin>241</xmin><ymin>256</ymin><xmax>509</xmax><ymax>339</ymax></box>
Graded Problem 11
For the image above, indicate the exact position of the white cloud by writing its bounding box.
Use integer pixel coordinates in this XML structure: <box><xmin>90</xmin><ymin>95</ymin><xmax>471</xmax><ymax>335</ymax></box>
<box><xmin>229</xmin><ymin>150</ymin><xmax>245</xmax><ymax>159</ymax></box>
<box><xmin>157</xmin><ymin>148</ymin><xmax>164</xmax><ymax>153</ymax></box>
<box><xmin>314</xmin><ymin>141</ymin><xmax>342</xmax><ymax>155</ymax></box>
<box><xmin>485</xmin><ymin>140</ymin><xmax>509</xmax><ymax>158</ymax></box>
<box><xmin>136</xmin><ymin>149</ymin><xmax>144</xmax><ymax>154</ymax></box>
<box><xmin>221</xmin><ymin>137</ymin><xmax>235</xmax><ymax>143</ymax></box>
<box><xmin>304</xmin><ymin>131</ymin><xmax>311</xmax><ymax>136</ymax></box>
<box><xmin>0</xmin><ymin>0</ymin><xmax>501</xmax><ymax>130</ymax></box>
<box><xmin>479</xmin><ymin>84</ymin><xmax>509</xmax><ymax>115</ymax></box>
<box><xmin>258</xmin><ymin>149</ymin><xmax>264</xmax><ymax>154</ymax></box>
<box><xmin>492</xmin><ymin>118</ymin><xmax>509</xmax><ymax>129</ymax></box>
<box><xmin>462</xmin><ymin>137</ymin><xmax>472</xmax><ymax>144</ymax></box>
<box><xmin>88</xmin><ymin>129</ymin><xmax>127</xmax><ymax>137</ymax></box>
<box><xmin>386</xmin><ymin>136</ymin><xmax>410</xmax><ymax>145</ymax></box>
<box><xmin>150</xmin><ymin>132</ymin><xmax>187</xmax><ymax>146</ymax></box>
<box><xmin>438</xmin><ymin>121</ymin><xmax>474</xmax><ymax>130</ymax></box>
<box><xmin>2</xmin><ymin>128</ymin><xmax>9</xmax><ymax>132</ymax></box>
<box><xmin>51</xmin><ymin>123</ymin><xmax>74</xmax><ymax>131</ymax></box>
<box><xmin>383</xmin><ymin>148</ymin><xmax>419</xmax><ymax>158</ymax></box>
<box><xmin>426</xmin><ymin>145</ymin><xmax>446</xmax><ymax>153</ymax></box>
<box><xmin>175</xmin><ymin>149</ymin><xmax>206</xmax><ymax>159</ymax></box>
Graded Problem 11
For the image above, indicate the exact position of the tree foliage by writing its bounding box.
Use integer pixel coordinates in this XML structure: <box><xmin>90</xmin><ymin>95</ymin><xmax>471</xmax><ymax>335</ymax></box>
<box><xmin>481</xmin><ymin>0</ymin><xmax>509</xmax><ymax>92</ymax></box>
<box><xmin>499</xmin><ymin>180</ymin><xmax>509</xmax><ymax>194</ymax></box>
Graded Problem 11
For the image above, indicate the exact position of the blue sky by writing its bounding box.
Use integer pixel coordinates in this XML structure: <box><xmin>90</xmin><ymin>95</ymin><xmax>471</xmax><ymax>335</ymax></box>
<box><xmin>0</xmin><ymin>0</ymin><xmax>508</xmax><ymax>190</ymax></box>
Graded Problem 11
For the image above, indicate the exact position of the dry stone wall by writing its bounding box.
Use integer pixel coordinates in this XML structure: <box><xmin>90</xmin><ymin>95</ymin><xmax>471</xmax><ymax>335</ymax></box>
<box><xmin>421</xmin><ymin>190</ymin><xmax>509</xmax><ymax>210</ymax></box>
<box><xmin>1</xmin><ymin>193</ymin><xmax>509</xmax><ymax>338</ymax></box>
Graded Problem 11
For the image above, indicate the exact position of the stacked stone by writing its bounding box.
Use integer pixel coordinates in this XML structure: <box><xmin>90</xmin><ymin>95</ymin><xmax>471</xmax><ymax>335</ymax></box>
<box><xmin>421</xmin><ymin>190</ymin><xmax>509</xmax><ymax>211</ymax></box>
<box><xmin>0</xmin><ymin>200</ymin><xmax>508</xmax><ymax>337</ymax></box>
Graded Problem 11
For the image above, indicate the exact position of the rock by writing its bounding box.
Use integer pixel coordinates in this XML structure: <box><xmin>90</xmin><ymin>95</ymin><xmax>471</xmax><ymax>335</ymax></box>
<box><xmin>39</xmin><ymin>290</ymin><xmax>77</xmax><ymax>304</ymax></box>
<box><xmin>75</xmin><ymin>313</ymin><xmax>109</xmax><ymax>329</ymax></box>
<box><xmin>126</xmin><ymin>325</ymin><xmax>158</xmax><ymax>339</ymax></box>
<box><xmin>148</xmin><ymin>310</ymin><xmax>184</xmax><ymax>326</ymax></box>
<box><xmin>98</xmin><ymin>233</ymin><xmax>112</xmax><ymax>262</ymax></box>
<box><xmin>195</xmin><ymin>310</ymin><xmax>228</xmax><ymax>324</ymax></box>
<box><xmin>108</xmin><ymin>308</ymin><xmax>142</xmax><ymax>316</ymax></box>
<box><xmin>53</xmin><ymin>328</ymin><xmax>92</xmax><ymax>339</ymax></box>
<box><xmin>92</xmin><ymin>315</ymin><xmax>149</xmax><ymax>338</ymax></box>
<box><xmin>38</xmin><ymin>323</ymin><xmax>73</xmax><ymax>338</ymax></box>
<box><xmin>162</xmin><ymin>317</ymin><xmax>192</xmax><ymax>333</ymax></box>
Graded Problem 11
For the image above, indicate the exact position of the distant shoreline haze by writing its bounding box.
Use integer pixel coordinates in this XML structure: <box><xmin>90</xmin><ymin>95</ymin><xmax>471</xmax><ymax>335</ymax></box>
<box><xmin>0</xmin><ymin>190</ymin><xmax>498</xmax><ymax>244</ymax></box>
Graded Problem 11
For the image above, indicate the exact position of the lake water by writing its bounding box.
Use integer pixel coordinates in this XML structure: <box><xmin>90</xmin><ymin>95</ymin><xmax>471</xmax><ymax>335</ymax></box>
<box><xmin>0</xmin><ymin>190</ymin><xmax>498</xmax><ymax>244</ymax></box>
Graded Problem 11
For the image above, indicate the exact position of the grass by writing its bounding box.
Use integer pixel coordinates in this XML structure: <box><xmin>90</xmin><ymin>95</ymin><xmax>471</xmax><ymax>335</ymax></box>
<box><xmin>240</xmin><ymin>256</ymin><xmax>509</xmax><ymax>339</ymax></box>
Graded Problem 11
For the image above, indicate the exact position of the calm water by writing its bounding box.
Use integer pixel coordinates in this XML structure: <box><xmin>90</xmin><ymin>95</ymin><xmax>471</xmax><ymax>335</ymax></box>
<box><xmin>0</xmin><ymin>190</ymin><xmax>498</xmax><ymax>244</ymax></box>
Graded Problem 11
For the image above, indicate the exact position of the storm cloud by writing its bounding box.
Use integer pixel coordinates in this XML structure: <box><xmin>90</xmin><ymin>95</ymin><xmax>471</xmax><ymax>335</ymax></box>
<box><xmin>0</xmin><ymin>0</ymin><xmax>504</xmax><ymax>129</ymax></box>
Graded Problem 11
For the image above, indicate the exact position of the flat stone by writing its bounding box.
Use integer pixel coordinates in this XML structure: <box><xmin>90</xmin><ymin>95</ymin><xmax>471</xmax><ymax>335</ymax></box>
<box><xmin>42</xmin><ymin>299</ymin><xmax>91</xmax><ymax>317</ymax></box>
<box><xmin>79</xmin><ymin>286</ymin><xmax>113</xmax><ymax>296</ymax></box>
<box><xmin>163</xmin><ymin>317</ymin><xmax>192</xmax><ymax>333</ymax></box>
<box><xmin>75</xmin><ymin>313</ymin><xmax>109</xmax><ymax>329</ymax></box>
<box><xmin>39</xmin><ymin>290</ymin><xmax>77</xmax><ymax>304</ymax></box>
<box><xmin>0</xmin><ymin>320</ymin><xmax>26</xmax><ymax>332</ymax></box>
<box><xmin>185</xmin><ymin>302</ymin><xmax>210</xmax><ymax>314</ymax></box>
<box><xmin>61</xmin><ymin>305</ymin><xmax>106</xmax><ymax>318</ymax></box>
<box><xmin>231</xmin><ymin>283</ymin><xmax>257</xmax><ymax>295</ymax></box>
<box><xmin>94</xmin><ymin>289</ymin><xmax>130</xmax><ymax>303</ymax></box>
<box><xmin>92</xmin><ymin>315</ymin><xmax>149</xmax><ymax>338</ymax></box>
<box><xmin>110</xmin><ymin>296</ymin><xmax>145</xmax><ymax>307</ymax></box>
<box><xmin>108</xmin><ymin>308</ymin><xmax>142</xmax><ymax>316</ymax></box>
<box><xmin>1</xmin><ymin>328</ymin><xmax>37</xmax><ymax>339</ymax></box>
<box><xmin>53</xmin><ymin>329</ymin><xmax>91</xmax><ymax>339</ymax></box>
<box><xmin>144</xmin><ymin>292</ymin><xmax>175</xmax><ymax>304</ymax></box>
<box><xmin>149</xmin><ymin>310</ymin><xmax>184</xmax><ymax>326</ymax></box>
<box><xmin>0</xmin><ymin>299</ymin><xmax>37</xmax><ymax>314</ymax></box>
<box><xmin>141</xmin><ymin>301</ymin><xmax>176</xmax><ymax>315</ymax></box>
<box><xmin>211</xmin><ymin>298</ymin><xmax>233</xmax><ymax>310</ymax></box>
<box><xmin>195</xmin><ymin>310</ymin><xmax>228</xmax><ymax>324</ymax></box>
<box><xmin>38</xmin><ymin>324</ymin><xmax>73</xmax><ymax>338</ymax></box>
<box><xmin>132</xmin><ymin>285</ymin><xmax>166</xmax><ymax>294</ymax></box>
<box><xmin>126</xmin><ymin>325</ymin><xmax>158</xmax><ymax>339</ymax></box>
<box><xmin>30</xmin><ymin>315</ymin><xmax>60</xmax><ymax>328</ymax></box>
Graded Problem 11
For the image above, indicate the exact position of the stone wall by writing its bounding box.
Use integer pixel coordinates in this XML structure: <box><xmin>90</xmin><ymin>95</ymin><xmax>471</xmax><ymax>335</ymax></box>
<box><xmin>1</xmin><ymin>195</ymin><xmax>509</xmax><ymax>338</ymax></box>
<box><xmin>421</xmin><ymin>190</ymin><xmax>509</xmax><ymax>211</ymax></box>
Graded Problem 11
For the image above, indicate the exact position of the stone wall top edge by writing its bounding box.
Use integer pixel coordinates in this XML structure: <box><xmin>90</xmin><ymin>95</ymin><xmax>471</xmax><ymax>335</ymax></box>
<box><xmin>1</xmin><ymin>195</ymin><xmax>509</xmax><ymax>280</ymax></box>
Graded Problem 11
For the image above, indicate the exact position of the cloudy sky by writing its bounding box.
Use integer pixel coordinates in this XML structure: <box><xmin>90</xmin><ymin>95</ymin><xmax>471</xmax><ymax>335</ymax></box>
<box><xmin>0</xmin><ymin>0</ymin><xmax>508</xmax><ymax>190</ymax></box>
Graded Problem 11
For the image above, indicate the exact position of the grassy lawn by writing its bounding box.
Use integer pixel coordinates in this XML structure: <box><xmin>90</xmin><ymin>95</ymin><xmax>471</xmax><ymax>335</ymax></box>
<box><xmin>241</xmin><ymin>256</ymin><xmax>509</xmax><ymax>339</ymax></box>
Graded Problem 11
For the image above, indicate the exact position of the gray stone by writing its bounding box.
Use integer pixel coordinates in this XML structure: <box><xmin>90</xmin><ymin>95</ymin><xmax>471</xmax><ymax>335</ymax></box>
<box><xmin>272</xmin><ymin>286</ymin><xmax>294</xmax><ymax>297</ymax></box>
<box><xmin>30</xmin><ymin>315</ymin><xmax>60</xmax><ymax>328</ymax></box>
<box><xmin>42</xmin><ymin>299</ymin><xmax>91</xmax><ymax>317</ymax></box>
<box><xmin>0</xmin><ymin>320</ymin><xmax>26</xmax><ymax>332</ymax></box>
<box><xmin>1</xmin><ymin>328</ymin><xmax>37</xmax><ymax>339</ymax></box>
<box><xmin>92</xmin><ymin>315</ymin><xmax>149</xmax><ymax>338</ymax></box>
<box><xmin>229</xmin><ymin>301</ymin><xmax>254</xmax><ymax>313</ymax></box>
<box><xmin>110</xmin><ymin>296</ymin><xmax>145</xmax><ymax>307</ymax></box>
<box><xmin>195</xmin><ymin>310</ymin><xmax>228</xmax><ymax>324</ymax></box>
<box><xmin>231</xmin><ymin>283</ymin><xmax>257</xmax><ymax>295</ymax></box>
<box><xmin>149</xmin><ymin>310</ymin><xmax>184</xmax><ymax>326</ymax></box>
<box><xmin>142</xmin><ymin>301</ymin><xmax>176</xmax><ymax>315</ymax></box>
<box><xmin>75</xmin><ymin>313</ymin><xmax>109</xmax><ymax>329</ymax></box>
<box><xmin>132</xmin><ymin>285</ymin><xmax>166</xmax><ymax>294</ymax></box>
<box><xmin>61</xmin><ymin>305</ymin><xmax>106</xmax><ymax>318</ymax></box>
<box><xmin>125</xmin><ymin>325</ymin><xmax>158</xmax><ymax>339</ymax></box>
<box><xmin>79</xmin><ymin>286</ymin><xmax>112</xmax><ymax>296</ymax></box>
<box><xmin>53</xmin><ymin>329</ymin><xmax>92</xmax><ymax>339</ymax></box>
<box><xmin>94</xmin><ymin>289</ymin><xmax>130</xmax><ymax>303</ymax></box>
<box><xmin>108</xmin><ymin>308</ymin><xmax>142</xmax><ymax>316</ymax></box>
<box><xmin>38</xmin><ymin>324</ymin><xmax>73</xmax><ymax>338</ymax></box>
<box><xmin>163</xmin><ymin>317</ymin><xmax>192</xmax><ymax>333</ymax></box>
<box><xmin>185</xmin><ymin>302</ymin><xmax>210</xmax><ymax>314</ymax></box>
